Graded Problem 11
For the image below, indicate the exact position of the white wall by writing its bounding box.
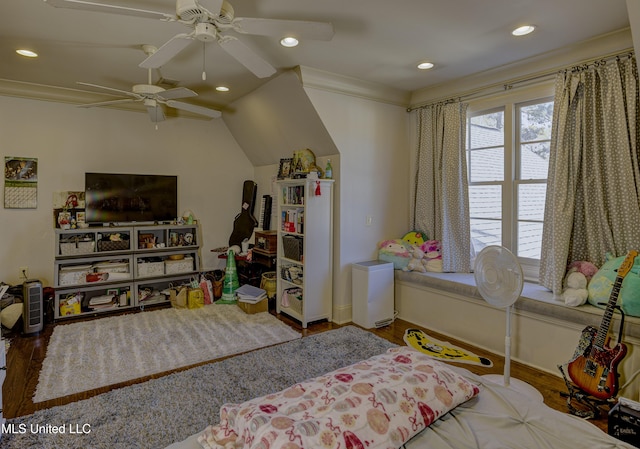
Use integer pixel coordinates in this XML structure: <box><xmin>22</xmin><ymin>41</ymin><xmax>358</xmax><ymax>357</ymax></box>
<box><xmin>0</xmin><ymin>96</ymin><xmax>254</xmax><ymax>286</ymax></box>
<box><xmin>303</xmin><ymin>88</ymin><xmax>411</xmax><ymax>323</ymax></box>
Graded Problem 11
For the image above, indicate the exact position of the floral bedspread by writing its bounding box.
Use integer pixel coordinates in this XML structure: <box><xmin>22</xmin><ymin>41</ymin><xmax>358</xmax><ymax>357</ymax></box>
<box><xmin>198</xmin><ymin>346</ymin><xmax>480</xmax><ymax>449</ymax></box>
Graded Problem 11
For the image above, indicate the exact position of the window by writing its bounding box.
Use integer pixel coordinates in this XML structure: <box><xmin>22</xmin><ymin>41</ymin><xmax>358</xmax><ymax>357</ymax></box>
<box><xmin>467</xmin><ymin>98</ymin><xmax>553</xmax><ymax>277</ymax></box>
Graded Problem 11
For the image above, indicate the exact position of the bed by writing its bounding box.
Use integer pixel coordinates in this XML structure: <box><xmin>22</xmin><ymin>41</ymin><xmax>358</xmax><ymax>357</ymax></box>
<box><xmin>166</xmin><ymin>347</ymin><xmax>635</xmax><ymax>449</ymax></box>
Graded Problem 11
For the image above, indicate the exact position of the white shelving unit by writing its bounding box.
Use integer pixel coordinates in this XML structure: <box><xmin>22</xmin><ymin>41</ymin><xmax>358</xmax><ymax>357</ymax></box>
<box><xmin>53</xmin><ymin>224</ymin><xmax>201</xmax><ymax>319</ymax></box>
<box><xmin>276</xmin><ymin>179</ymin><xmax>333</xmax><ymax>328</ymax></box>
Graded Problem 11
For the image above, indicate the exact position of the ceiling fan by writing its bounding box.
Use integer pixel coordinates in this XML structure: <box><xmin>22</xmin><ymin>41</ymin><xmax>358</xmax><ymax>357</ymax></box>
<box><xmin>44</xmin><ymin>0</ymin><xmax>335</xmax><ymax>79</ymax></box>
<box><xmin>77</xmin><ymin>44</ymin><xmax>222</xmax><ymax>124</ymax></box>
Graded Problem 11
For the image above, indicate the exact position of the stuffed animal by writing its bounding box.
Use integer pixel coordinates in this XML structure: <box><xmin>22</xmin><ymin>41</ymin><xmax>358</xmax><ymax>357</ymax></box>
<box><xmin>377</xmin><ymin>239</ymin><xmax>412</xmax><ymax>270</ymax></box>
<box><xmin>402</xmin><ymin>230</ymin><xmax>428</xmax><ymax>247</ymax></box>
<box><xmin>421</xmin><ymin>240</ymin><xmax>443</xmax><ymax>272</ymax></box>
<box><xmin>588</xmin><ymin>253</ymin><xmax>640</xmax><ymax>317</ymax></box>
<box><xmin>404</xmin><ymin>245</ymin><xmax>428</xmax><ymax>273</ymax></box>
<box><xmin>567</xmin><ymin>260</ymin><xmax>598</xmax><ymax>281</ymax></box>
<box><xmin>562</xmin><ymin>270</ymin><xmax>589</xmax><ymax>306</ymax></box>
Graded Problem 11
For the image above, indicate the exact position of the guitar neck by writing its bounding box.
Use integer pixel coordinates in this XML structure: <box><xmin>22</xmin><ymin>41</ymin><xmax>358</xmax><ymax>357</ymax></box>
<box><xmin>595</xmin><ymin>275</ymin><xmax>623</xmax><ymax>349</ymax></box>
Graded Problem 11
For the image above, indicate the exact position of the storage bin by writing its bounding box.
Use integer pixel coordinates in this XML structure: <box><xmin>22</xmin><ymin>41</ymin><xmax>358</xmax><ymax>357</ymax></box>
<box><xmin>282</xmin><ymin>235</ymin><xmax>303</xmax><ymax>261</ymax></box>
<box><xmin>282</xmin><ymin>287</ymin><xmax>303</xmax><ymax>314</ymax></box>
<box><xmin>97</xmin><ymin>240</ymin><xmax>130</xmax><ymax>252</ymax></box>
<box><xmin>165</xmin><ymin>256</ymin><xmax>194</xmax><ymax>274</ymax></box>
<box><xmin>58</xmin><ymin>265</ymin><xmax>92</xmax><ymax>286</ymax></box>
<box><xmin>93</xmin><ymin>261</ymin><xmax>129</xmax><ymax>274</ymax></box>
<box><xmin>60</xmin><ymin>238</ymin><xmax>95</xmax><ymax>256</ymax></box>
<box><xmin>137</xmin><ymin>261</ymin><xmax>164</xmax><ymax>277</ymax></box>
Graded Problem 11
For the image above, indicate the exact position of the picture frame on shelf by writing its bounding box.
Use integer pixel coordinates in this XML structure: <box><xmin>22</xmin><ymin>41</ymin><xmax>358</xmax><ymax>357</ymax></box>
<box><xmin>277</xmin><ymin>158</ymin><xmax>293</xmax><ymax>179</ymax></box>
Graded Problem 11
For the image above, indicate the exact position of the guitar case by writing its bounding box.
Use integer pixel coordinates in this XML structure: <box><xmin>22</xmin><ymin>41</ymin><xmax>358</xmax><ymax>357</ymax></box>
<box><xmin>229</xmin><ymin>180</ymin><xmax>259</xmax><ymax>247</ymax></box>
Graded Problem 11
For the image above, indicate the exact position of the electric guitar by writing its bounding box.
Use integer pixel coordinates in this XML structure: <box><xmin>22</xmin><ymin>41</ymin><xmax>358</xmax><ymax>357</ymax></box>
<box><xmin>567</xmin><ymin>250</ymin><xmax>637</xmax><ymax>400</ymax></box>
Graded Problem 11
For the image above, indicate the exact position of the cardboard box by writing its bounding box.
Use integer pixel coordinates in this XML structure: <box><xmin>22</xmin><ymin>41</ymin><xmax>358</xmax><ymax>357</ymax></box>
<box><xmin>237</xmin><ymin>298</ymin><xmax>268</xmax><ymax>314</ymax></box>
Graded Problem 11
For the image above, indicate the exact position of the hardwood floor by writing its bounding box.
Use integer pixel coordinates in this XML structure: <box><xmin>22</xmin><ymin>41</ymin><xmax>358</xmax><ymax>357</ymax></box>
<box><xmin>2</xmin><ymin>308</ymin><xmax>611</xmax><ymax>434</ymax></box>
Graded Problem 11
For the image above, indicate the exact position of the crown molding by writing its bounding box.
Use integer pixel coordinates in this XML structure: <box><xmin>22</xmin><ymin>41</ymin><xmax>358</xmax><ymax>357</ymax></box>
<box><xmin>295</xmin><ymin>66</ymin><xmax>411</xmax><ymax>107</ymax></box>
<box><xmin>410</xmin><ymin>28</ymin><xmax>634</xmax><ymax>107</ymax></box>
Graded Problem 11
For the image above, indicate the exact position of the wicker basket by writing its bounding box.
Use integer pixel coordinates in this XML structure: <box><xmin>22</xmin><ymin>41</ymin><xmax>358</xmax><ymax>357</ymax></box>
<box><xmin>59</xmin><ymin>239</ymin><xmax>95</xmax><ymax>256</ymax></box>
<box><xmin>97</xmin><ymin>240</ymin><xmax>130</xmax><ymax>252</ymax></box>
<box><xmin>282</xmin><ymin>235</ymin><xmax>303</xmax><ymax>261</ymax></box>
<box><xmin>282</xmin><ymin>287</ymin><xmax>303</xmax><ymax>314</ymax></box>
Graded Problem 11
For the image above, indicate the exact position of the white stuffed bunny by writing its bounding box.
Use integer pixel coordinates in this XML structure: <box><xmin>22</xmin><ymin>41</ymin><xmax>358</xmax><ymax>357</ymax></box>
<box><xmin>562</xmin><ymin>271</ymin><xmax>588</xmax><ymax>306</ymax></box>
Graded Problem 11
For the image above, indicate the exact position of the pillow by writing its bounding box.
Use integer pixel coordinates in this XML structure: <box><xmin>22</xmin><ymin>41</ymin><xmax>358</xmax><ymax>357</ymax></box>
<box><xmin>588</xmin><ymin>252</ymin><xmax>640</xmax><ymax>317</ymax></box>
<box><xmin>198</xmin><ymin>346</ymin><xmax>480</xmax><ymax>449</ymax></box>
<box><xmin>1</xmin><ymin>302</ymin><xmax>23</xmax><ymax>329</ymax></box>
<box><xmin>377</xmin><ymin>239</ymin><xmax>412</xmax><ymax>270</ymax></box>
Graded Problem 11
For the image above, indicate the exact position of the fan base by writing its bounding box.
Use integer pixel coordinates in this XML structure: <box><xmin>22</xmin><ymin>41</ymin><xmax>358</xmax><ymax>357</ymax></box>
<box><xmin>482</xmin><ymin>374</ymin><xmax>544</xmax><ymax>402</ymax></box>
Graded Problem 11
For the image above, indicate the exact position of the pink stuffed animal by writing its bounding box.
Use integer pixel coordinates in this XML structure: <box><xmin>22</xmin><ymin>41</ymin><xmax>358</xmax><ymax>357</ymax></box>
<box><xmin>421</xmin><ymin>240</ymin><xmax>443</xmax><ymax>272</ymax></box>
<box><xmin>567</xmin><ymin>260</ymin><xmax>598</xmax><ymax>281</ymax></box>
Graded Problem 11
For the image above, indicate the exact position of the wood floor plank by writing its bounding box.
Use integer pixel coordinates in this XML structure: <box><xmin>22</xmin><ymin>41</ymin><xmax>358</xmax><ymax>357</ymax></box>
<box><xmin>2</xmin><ymin>311</ymin><xmax>610</xmax><ymax>434</ymax></box>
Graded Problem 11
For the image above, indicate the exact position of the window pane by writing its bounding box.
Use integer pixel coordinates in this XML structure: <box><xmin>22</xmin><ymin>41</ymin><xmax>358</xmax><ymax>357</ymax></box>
<box><xmin>469</xmin><ymin>185</ymin><xmax>501</xmax><ymax>219</ymax></box>
<box><xmin>520</xmin><ymin>142</ymin><xmax>549</xmax><ymax>179</ymax></box>
<box><xmin>471</xmin><ymin>219</ymin><xmax>502</xmax><ymax>253</ymax></box>
<box><xmin>470</xmin><ymin>111</ymin><xmax>504</xmax><ymax>147</ymax></box>
<box><xmin>518</xmin><ymin>184</ymin><xmax>546</xmax><ymax>221</ymax></box>
<box><xmin>469</xmin><ymin>148</ymin><xmax>504</xmax><ymax>182</ymax></box>
<box><xmin>520</xmin><ymin>102</ymin><xmax>553</xmax><ymax>142</ymax></box>
<box><xmin>518</xmin><ymin>222</ymin><xmax>543</xmax><ymax>259</ymax></box>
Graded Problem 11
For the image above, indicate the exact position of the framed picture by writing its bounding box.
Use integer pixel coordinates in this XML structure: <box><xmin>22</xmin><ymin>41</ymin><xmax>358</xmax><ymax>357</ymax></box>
<box><xmin>277</xmin><ymin>158</ymin><xmax>293</xmax><ymax>179</ymax></box>
<box><xmin>107</xmin><ymin>288</ymin><xmax>120</xmax><ymax>296</ymax></box>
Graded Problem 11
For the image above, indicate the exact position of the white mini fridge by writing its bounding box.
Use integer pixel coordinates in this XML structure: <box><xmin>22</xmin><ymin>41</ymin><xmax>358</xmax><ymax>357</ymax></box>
<box><xmin>351</xmin><ymin>260</ymin><xmax>394</xmax><ymax>328</ymax></box>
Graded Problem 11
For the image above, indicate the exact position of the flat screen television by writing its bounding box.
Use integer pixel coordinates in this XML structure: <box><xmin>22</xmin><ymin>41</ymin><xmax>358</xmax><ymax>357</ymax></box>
<box><xmin>85</xmin><ymin>172</ymin><xmax>177</xmax><ymax>224</ymax></box>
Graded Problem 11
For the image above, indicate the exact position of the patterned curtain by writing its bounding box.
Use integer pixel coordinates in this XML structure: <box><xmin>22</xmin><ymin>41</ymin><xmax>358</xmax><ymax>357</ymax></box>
<box><xmin>539</xmin><ymin>55</ymin><xmax>640</xmax><ymax>294</ymax></box>
<box><xmin>412</xmin><ymin>102</ymin><xmax>471</xmax><ymax>272</ymax></box>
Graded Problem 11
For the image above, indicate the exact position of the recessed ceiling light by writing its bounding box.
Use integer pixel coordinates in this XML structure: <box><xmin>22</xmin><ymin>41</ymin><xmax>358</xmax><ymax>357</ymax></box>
<box><xmin>16</xmin><ymin>49</ymin><xmax>38</xmax><ymax>58</ymax></box>
<box><xmin>417</xmin><ymin>62</ymin><xmax>434</xmax><ymax>70</ymax></box>
<box><xmin>216</xmin><ymin>86</ymin><xmax>230</xmax><ymax>92</ymax></box>
<box><xmin>280</xmin><ymin>36</ymin><xmax>299</xmax><ymax>47</ymax></box>
<box><xmin>512</xmin><ymin>25</ymin><xmax>536</xmax><ymax>36</ymax></box>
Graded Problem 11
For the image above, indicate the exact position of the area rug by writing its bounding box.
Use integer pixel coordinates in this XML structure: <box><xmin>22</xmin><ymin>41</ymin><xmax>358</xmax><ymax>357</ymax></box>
<box><xmin>1</xmin><ymin>326</ymin><xmax>396</xmax><ymax>449</ymax></box>
<box><xmin>404</xmin><ymin>328</ymin><xmax>493</xmax><ymax>367</ymax></box>
<box><xmin>33</xmin><ymin>304</ymin><xmax>301</xmax><ymax>403</ymax></box>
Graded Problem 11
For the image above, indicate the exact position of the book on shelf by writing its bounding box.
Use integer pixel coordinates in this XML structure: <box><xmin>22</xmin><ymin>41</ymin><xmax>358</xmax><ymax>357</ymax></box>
<box><xmin>282</xmin><ymin>185</ymin><xmax>305</xmax><ymax>205</ymax></box>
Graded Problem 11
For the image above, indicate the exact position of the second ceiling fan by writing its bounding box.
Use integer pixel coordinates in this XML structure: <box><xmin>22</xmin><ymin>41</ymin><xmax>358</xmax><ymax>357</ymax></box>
<box><xmin>44</xmin><ymin>0</ymin><xmax>335</xmax><ymax>79</ymax></box>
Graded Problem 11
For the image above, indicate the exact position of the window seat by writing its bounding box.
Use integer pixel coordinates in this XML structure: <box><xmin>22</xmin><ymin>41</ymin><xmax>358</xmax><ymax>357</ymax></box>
<box><xmin>395</xmin><ymin>270</ymin><xmax>640</xmax><ymax>340</ymax></box>
<box><xmin>393</xmin><ymin>270</ymin><xmax>640</xmax><ymax>400</ymax></box>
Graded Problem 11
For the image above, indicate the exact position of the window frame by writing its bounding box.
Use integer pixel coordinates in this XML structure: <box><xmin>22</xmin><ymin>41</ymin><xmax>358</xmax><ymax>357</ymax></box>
<box><xmin>466</xmin><ymin>83</ymin><xmax>554</xmax><ymax>281</ymax></box>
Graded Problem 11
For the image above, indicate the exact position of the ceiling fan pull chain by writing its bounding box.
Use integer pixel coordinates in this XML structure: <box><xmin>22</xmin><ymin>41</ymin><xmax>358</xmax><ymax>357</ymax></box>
<box><xmin>202</xmin><ymin>42</ymin><xmax>207</xmax><ymax>81</ymax></box>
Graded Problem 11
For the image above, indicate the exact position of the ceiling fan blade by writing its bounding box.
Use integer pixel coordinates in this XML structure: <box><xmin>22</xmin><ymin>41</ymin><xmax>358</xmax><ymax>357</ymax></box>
<box><xmin>157</xmin><ymin>87</ymin><xmax>197</xmax><ymax>101</ymax></box>
<box><xmin>139</xmin><ymin>33</ymin><xmax>194</xmax><ymax>69</ymax></box>
<box><xmin>199</xmin><ymin>0</ymin><xmax>224</xmax><ymax>17</ymax></box>
<box><xmin>233</xmin><ymin>18</ymin><xmax>334</xmax><ymax>41</ymax></box>
<box><xmin>218</xmin><ymin>36</ymin><xmax>276</xmax><ymax>78</ymax></box>
<box><xmin>43</xmin><ymin>0</ymin><xmax>174</xmax><ymax>21</ymax></box>
<box><xmin>166</xmin><ymin>100</ymin><xmax>222</xmax><ymax>119</ymax></box>
<box><xmin>77</xmin><ymin>81</ymin><xmax>139</xmax><ymax>98</ymax></box>
<box><xmin>146</xmin><ymin>104</ymin><xmax>165</xmax><ymax>123</ymax></box>
<box><xmin>78</xmin><ymin>98</ymin><xmax>136</xmax><ymax>108</ymax></box>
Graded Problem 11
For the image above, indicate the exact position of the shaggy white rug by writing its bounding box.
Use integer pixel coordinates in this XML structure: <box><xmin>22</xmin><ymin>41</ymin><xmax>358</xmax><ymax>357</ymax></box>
<box><xmin>33</xmin><ymin>304</ymin><xmax>300</xmax><ymax>402</ymax></box>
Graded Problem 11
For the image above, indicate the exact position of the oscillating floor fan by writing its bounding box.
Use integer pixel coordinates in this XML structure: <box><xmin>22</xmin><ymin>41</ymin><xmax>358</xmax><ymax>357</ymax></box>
<box><xmin>474</xmin><ymin>245</ymin><xmax>543</xmax><ymax>401</ymax></box>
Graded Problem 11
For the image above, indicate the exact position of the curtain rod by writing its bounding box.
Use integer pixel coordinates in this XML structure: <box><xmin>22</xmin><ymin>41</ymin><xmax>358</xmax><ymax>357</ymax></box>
<box><xmin>407</xmin><ymin>48</ymin><xmax>634</xmax><ymax>112</ymax></box>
